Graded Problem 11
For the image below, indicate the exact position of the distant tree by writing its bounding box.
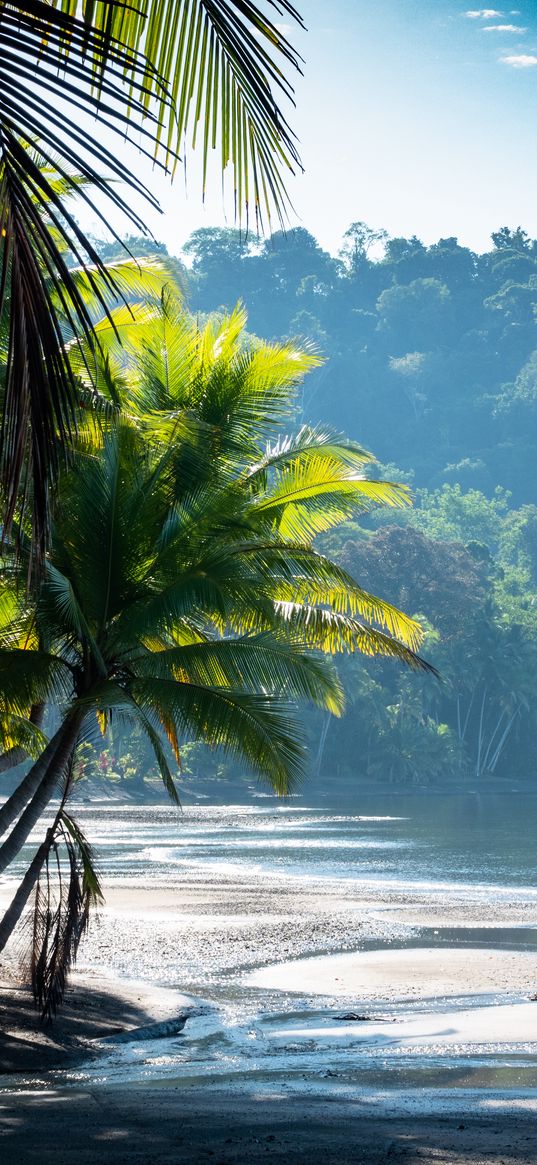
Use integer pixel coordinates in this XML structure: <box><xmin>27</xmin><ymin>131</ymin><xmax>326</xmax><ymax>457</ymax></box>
<box><xmin>376</xmin><ymin>278</ymin><xmax>452</xmax><ymax>352</ymax></box>
<box><xmin>410</xmin><ymin>484</ymin><xmax>511</xmax><ymax>555</ymax></box>
<box><xmin>492</xmin><ymin>226</ymin><xmax>531</xmax><ymax>253</ymax></box>
<box><xmin>339</xmin><ymin>221</ymin><xmax>389</xmax><ymax>273</ymax></box>
<box><xmin>384</xmin><ymin>236</ymin><xmax>425</xmax><ymax>264</ymax></box>
<box><xmin>338</xmin><ymin>526</ymin><xmax>487</xmax><ymax>639</ymax></box>
<box><xmin>174</xmin><ymin>217</ymin><xmax>537</xmax><ymax>509</ymax></box>
<box><xmin>425</xmin><ymin>238</ymin><xmax>477</xmax><ymax>291</ymax></box>
<box><xmin>182</xmin><ymin>227</ymin><xmax>259</xmax><ymax>310</ymax></box>
<box><xmin>261</xmin><ymin>228</ymin><xmax>336</xmax><ymax>290</ymax></box>
<box><xmin>489</xmin><ymin>254</ymin><xmax>537</xmax><ymax>286</ymax></box>
<box><xmin>485</xmin><ymin>276</ymin><xmax>537</xmax><ymax>327</ymax></box>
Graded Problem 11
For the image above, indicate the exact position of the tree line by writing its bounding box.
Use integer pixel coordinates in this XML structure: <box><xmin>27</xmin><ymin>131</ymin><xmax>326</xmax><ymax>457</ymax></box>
<box><xmin>139</xmin><ymin>219</ymin><xmax>537</xmax><ymax>787</ymax></box>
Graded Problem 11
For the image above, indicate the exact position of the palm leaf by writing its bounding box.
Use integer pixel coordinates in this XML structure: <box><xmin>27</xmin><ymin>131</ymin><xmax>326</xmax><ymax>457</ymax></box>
<box><xmin>43</xmin><ymin>564</ymin><xmax>107</xmax><ymax>676</ymax></box>
<box><xmin>254</xmin><ymin>457</ymin><xmax>411</xmax><ymax>540</ymax></box>
<box><xmin>0</xmin><ymin>2</ymin><xmax>303</xmax><ymax>556</ymax></box>
<box><xmin>131</xmin><ymin>676</ymin><xmax>306</xmax><ymax>794</ymax></box>
<box><xmin>0</xmin><ymin>648</ymin><xmax>72</xmax><ymax>713</ymax></box>
<box><xmin>246</xmin><ymin>425</ymin><xmax>375</xmax><ymax>480</ymax></box>
<box><xmin>0</xmin><ymin>9</ymin><xmax>171</xmax><ymax>559</ymax></box>
<box><xmin>134</xmin><ymin>633</ymin><xmax>345</xmax><ymax>715</ymax></box>
<box><xmin>0</xmin><ymin>709</ymin><xmax>47</xmax><ymax>765</ymax></box>
<box><xmin>24</xmin><ymin>811</ymin><xmax>103</xmax><ymax>1021</ymax></box>
<box><xmin>271</xmin><ymin>602</ymin><xmax>436</xmax><ymax>672</ymax></box>
<box><xmin>43</xmin><ymin>0</ymin><xmax>304</xmax><ymax>225</ymax></box>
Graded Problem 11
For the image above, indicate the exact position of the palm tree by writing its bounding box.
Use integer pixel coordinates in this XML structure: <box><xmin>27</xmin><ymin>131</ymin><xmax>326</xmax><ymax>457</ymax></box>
<box><xmin>0</xmin><ymin>1</ymin><xmax>304</xmax><ymax>558</ymax></box>
<box><xmin>0</xmin><ymin>304</ymin><xmax>430</xmax><ymax>1012</ymax></box>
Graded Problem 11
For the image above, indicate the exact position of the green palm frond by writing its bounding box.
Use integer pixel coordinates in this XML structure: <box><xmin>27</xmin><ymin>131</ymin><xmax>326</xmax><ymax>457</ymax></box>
<box><xmin>41</xmin><ymin>0</ymin><xmax>304</xmax><ymax>225</ymax></box>
<box><xmin>246</xmin><ymin>425</ymin><xmax>375</xmax><ymax>480</ymax></box>
<box><xmin>0</xmin><ymin>710</ymin><xmax>48</xmax><ymax>760</ymax></box>
<box><xmin>130</xmin><ymin>707</ymin><xmax>181</xmax><ymax>805</ymax></box>
<box><xmin>189</xmin><ymin>538</ymin><xmax>423</xmax><ymax>650</ymax></box>
<box><xmin>254</xmin><ymin>456</ymin><xmax>411</xmax><ymax>539</ymax></box>
<box><xmin>42</xmin><ymin>564</ymin><xmax>107</xmax><ymax>676</ymax></box>
<box><xmin>134</xmin><ymin>634</ymin><xmax>345</xmax><ymax>715</ymax></box>
<box><xmin>0</xmin><ymin>649</ymin><xmax>72</xmax><ymax>713</ymax></box>
<box><xmin>0</xmin><ymin>15</ymin><xmax>167</xmax><ymax>557</ymax></box>
<box><xmin>0</xmin><ymin>586</ymin><xmax>37</xmax><ymax>649</ymax></box>
<box><xmin>1</xmin><ymin>3</ymin><xmax>303</xmax><ymax>556</ymax></box>
<box><xmin>131</xmin><ymin>676</ymin><xmax>306</xmax><ymax>795</ymax></box>
<box><xmin>270</xmin><ymin>603</ymin><xmax>434</xmax><ymax>672</ymax></box>
<box><xmin>68</xmin><ymin>257</ymin><xmax>181</xmax><ymax>321</ymax></box>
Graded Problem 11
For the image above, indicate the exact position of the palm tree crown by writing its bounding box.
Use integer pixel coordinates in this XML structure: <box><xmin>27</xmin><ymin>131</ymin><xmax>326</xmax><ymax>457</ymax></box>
<box><xmin>0</xmin><ymin>294</ymin><xmax>431</xmax><ymax>1016</ymax></box>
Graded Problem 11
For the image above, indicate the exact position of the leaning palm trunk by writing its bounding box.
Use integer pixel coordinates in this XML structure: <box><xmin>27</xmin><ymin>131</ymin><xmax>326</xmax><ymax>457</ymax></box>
<box><xmin>0</xmin><ymin>719</ymin><xmax>64</xmax><ymax>838</ymax></box>
<box><xmin>0</xmin><ymin>827</ymin><xmax>55</xmax><ymax>954</ymax></box>
<box><xmin>0</xmin><ymin>711</ymin><xmax>83</xmax><ymax>876</ymax></box>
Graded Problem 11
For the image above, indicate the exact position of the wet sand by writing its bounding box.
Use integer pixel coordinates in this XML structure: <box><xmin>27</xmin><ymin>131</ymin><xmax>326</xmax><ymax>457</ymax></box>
<box><xmin>0</xmin><ymin>967</ymin><xmax>193</xmax><ymax>1074</ymax></box>
<box><xmin>2</xmin><ymin>1078</ymin><xmax>537</xmax><ymax>1164</ymax></box>
<box><xmin>248</xmin><ymin>945</ymin><xmax>537</xmax><ymax>1001</ymax></box>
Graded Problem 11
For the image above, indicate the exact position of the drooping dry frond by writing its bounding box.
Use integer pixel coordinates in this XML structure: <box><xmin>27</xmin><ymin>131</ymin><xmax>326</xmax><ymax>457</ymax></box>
<box><xmin>23</xmin><ymin>812</ymin><xmax>103</xmax><ymax>1021</ymax></box>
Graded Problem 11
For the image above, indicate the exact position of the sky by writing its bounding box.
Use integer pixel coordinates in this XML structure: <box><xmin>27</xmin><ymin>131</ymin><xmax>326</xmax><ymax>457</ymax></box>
<box><xmin>85</xmin><ymin>1</ymin><xmax>537</xmax><ymax>258</ymax></box>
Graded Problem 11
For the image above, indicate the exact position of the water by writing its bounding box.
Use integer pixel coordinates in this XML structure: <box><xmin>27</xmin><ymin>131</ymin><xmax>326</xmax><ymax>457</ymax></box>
<box><xmin>49</xmin><ymin>788</ymin><xmax>537</xmax><ymax>887</ymax></box>
<box><xmin>4</xmin><ymin>789</ymin><xmax>537</xmax><ymax>1093</ymax></box>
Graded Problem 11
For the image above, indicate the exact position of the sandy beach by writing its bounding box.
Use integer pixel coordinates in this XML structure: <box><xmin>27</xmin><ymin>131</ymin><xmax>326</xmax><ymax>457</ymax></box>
<box><xmin>248</xmin><ymin>944</ymin><xmax>537</xmax><ymax>1001</ymax></box>
<box><xmin>2</xmin><ymin>798</ymin><xmax>537</xmax><ymax>1162</ymax></box>
<box><xmin>2</xmin><ymin>886</ymin><xmax>537</xmax><ymax>1163</ymax></box>
<box><xmin>1</xmin><ymin>956</ymin><xmax>537</xmax><ymax>1164</ymax></box>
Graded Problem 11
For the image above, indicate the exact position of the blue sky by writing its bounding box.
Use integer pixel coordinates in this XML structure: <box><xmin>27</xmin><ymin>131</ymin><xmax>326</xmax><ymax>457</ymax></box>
<box><xmin>91</xmin><ymin>1</ymin><xmax>537</xmax><ymax>257</ymax></box>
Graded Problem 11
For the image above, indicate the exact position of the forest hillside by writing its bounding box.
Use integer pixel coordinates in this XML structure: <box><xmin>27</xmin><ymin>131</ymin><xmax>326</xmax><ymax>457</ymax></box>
<box><xmin>93</xmin><ymin>224</ymin><xmax>537</xmax><ymax>789</ymax></box>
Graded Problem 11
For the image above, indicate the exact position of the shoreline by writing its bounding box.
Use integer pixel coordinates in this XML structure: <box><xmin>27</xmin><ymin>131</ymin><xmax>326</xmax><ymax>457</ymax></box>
<box><xmin>2</xmin><ymin>938</ymin><xmax>537</xmax><ymax>1079</ymax></box>
<box><xmin>2</xmin><ymin>795</ymin><xmax>537</xmax><ymax>1162</ymax></box>
<box><xmin>2</xmin><ymin>868</ymin><xmax>537</xmax><ymax>1080</ymax></box>
<box><xmin>0</xmin><ymin>965</ymin><xmax>197</xmax><ymax>1075</ymax></box>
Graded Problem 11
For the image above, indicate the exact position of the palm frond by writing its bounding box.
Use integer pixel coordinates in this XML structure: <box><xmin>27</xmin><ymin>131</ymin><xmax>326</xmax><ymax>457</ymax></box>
<box><xmin>1</xmin><ymin>2</ymin><xmax>304</xmax><ymax>554</ymax></box>
<box><xmin>43</xmin><ymin>0</ymin><xmax>304</xmax><ymax>226</ymax></box>
<box><xmin>254</xmin><ymin>457</ymin><xmax>411</xmax><ymax>540</ymax></box>
<box><xmin>42</xmin><ymin>564</ymin><xmax>107</xmax><ymax>675</ymax></box>
<box><xmin>246</xmin><ymin>425</ymin><xmax>375</xmax><ymax>480</ymax></box>
<box><xmin>271</xmin><ymin>602</ymin><xmax>436</xmax><ymax>672</ymax></box>
<box><xmin>0</xmin><ymin>709</ymin><xmax>47</xmax><ymax>763</ymax></box>
<box><xmin>0</xmin><ymin>6</ymin><xmax>172</xmax><ymax>558</ymax></box>
<box><xmin>24</xmin><ymin>811</ymin><xmax>103</xmax><ymax>1021</ymax></box>
<box><xmin>132</xmin><ymin>676</ymin><xmax>306</xmax><ymax>794</ymax></box>
<box><xmin>134</xmin><ymin>633</ymin><xmax>345</xmax><ymax>715</ymax></box>
<box><xmin>70</xmin><ymin>680</ymin><xmax>181</xmax><ymax>802</ymax></box>
<box><xmin>0</xmin><ymin>648</ymin><xmax>72</xmax><ymax>713</ymax></box>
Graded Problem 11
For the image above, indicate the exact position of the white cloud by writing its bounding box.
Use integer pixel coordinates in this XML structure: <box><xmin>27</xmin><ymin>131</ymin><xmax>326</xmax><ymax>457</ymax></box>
<box><xmin>465</xmin><ymin>9</ymin><xmax>504</xmax><ymax>17</ymax></box>
<box><xmin>483</xmin><ymin>23</ymin><xmax>527</xmax><ymax>31</ymax></box>
<box><xmin>502</xmin><ymin>53</ymin><xmax>537</xmax><ymax>66</ymax></box>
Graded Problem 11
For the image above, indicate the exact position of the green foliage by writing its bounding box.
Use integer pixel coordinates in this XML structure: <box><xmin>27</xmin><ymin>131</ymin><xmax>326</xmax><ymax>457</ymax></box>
<box><xmin>411</xmin><ymin>484</ymin><xmax>511</xmax><ymax>555</ymax></box>
<box><xmin>182</xmin><ymin>221</ymin><xmax>537</xmax><ymax>506</ymax></box>
<box><xmin>1</xmin><ymin>291</ymin><xmax>426</xmax><ymax>806</ymax></box>
<box><xmin>178</xmin><ymin>219</ymin><xmax>537</xmax><ymax>784</ymax></box>
<box><xmin>0</xmin><ymin>3</ymin><xmax>305</xmax><ymax>563</ymax></box>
